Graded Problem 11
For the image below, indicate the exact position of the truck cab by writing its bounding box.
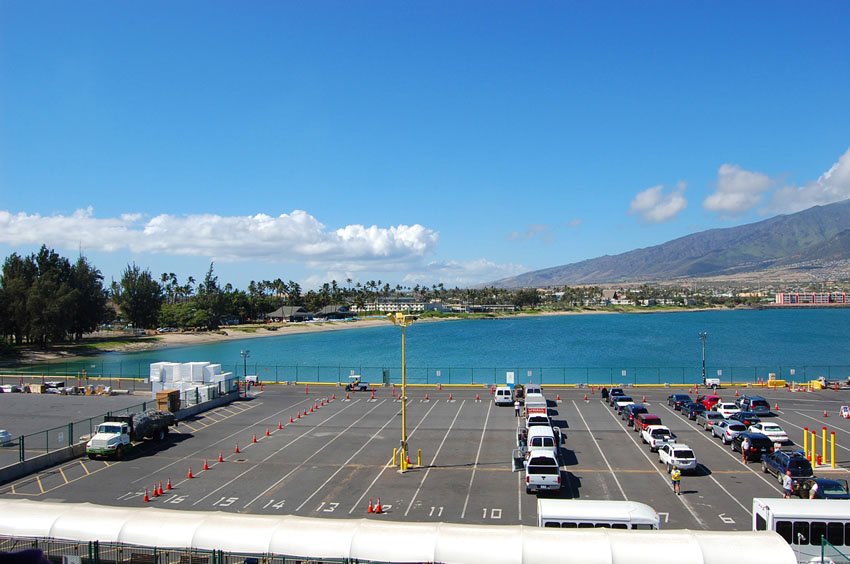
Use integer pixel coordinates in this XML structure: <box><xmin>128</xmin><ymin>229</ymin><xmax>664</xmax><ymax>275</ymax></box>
<box><xmin>86</xmin><ymin>422</ymin><xmax>131</xmax><ymax>459</ymax></box>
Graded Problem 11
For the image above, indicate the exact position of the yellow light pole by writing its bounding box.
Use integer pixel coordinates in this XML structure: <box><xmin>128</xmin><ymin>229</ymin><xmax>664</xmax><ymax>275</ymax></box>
<box><xmin>388</xmin><ymin>312</ymin><xmax>416</xmax><ymax>472</ymax></box>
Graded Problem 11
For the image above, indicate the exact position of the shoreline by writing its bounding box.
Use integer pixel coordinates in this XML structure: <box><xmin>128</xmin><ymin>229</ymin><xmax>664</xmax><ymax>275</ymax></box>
<box><xmin>4</xmin><ymin>306</ymin><xmax>734</xmax><ymax>363</ymax></box>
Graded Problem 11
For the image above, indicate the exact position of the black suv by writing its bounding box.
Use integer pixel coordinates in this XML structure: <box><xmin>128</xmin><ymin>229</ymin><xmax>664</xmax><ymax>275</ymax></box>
<box><xmin>623</xmin><ymin>404</ymin><xmax>648</xmax><ymax>426</ymax></box>
<box><xmin>732</xmin><ymin>431</ymin><xmax>774</xmax><ymax>462</ymax></box>
<box><xmin>761</xmin><ymin>450</ymin><xmax>813</xmax><ymax>483</ymax></box>
<box><xmin>730</xmin><ymin>411</ymin><xmax>762</xmax><ymax>427</ymax></box>
<box><xmin>667</xmin><ymin>393</ymin><xmax>692</xmax><ymax>410</ymax></box>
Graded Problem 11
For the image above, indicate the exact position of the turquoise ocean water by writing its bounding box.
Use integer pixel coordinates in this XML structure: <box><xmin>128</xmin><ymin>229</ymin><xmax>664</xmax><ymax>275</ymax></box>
<box><xmin>35</xmin><ymin>308</ymin><xmax>850</xmax><ymax>386</ymax></box>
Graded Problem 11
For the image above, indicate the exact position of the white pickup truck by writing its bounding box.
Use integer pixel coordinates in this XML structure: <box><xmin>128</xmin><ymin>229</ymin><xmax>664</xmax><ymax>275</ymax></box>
<box><xmin>641</xmin><ymin>425</ymin><xmax>677</xmax><ymax>452</ymax></box>
<box><xmin>525</xmin><ymin>449</ymin><xmax>561</xmax><ymax>494</ymax></box>
<box><xmin>86</xmin><ymin>410</ymin><xmax>176</xmax><ymax>459</ymax></box>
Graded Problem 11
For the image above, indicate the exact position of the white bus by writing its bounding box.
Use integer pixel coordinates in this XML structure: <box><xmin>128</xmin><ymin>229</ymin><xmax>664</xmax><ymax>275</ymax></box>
<box><xmin>753</xmin><ymin>497</ymin><xmax>850</xmax><ymax>562</ymax></box>
<box><xmin>538</xmin><ymin>499</ymin><xmax>661</xmax><ymax>529</ymax></box>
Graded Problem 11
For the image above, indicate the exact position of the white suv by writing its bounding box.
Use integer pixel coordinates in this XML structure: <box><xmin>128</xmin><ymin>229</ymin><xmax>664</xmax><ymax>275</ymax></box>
<box><xmin>714</xmin><ymin>402</ymin><xmax>740</xmax><ymax>417</ymax></box>
<box><xmin>658</xmin><ymin>443</ymin><xmax>697</xmax><ymax>473</ymax></box>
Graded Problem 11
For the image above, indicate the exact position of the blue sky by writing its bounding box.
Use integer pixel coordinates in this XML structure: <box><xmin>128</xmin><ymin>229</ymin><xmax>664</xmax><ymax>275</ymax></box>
<box><xmin>2</xmin><ymin>2</ymin><xmax>849</xmax><ymax>290</ymax></box>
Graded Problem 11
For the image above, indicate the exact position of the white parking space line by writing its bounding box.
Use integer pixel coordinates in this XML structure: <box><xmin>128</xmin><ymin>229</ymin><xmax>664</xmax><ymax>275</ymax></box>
<box><xmin>461</xmin><ymin>400</ymin><xmax>492</xmax><ymax>519</ymax></box>
<box><xmin>131</xmin><ymin>397</ymin><xmax>311</xmax><ymax>484</ymax></box>
<box><xmin>571</xmin><ymin>400</ymin><xmax>628</xmax><ymax>500</ymax></box>
<box><xmin>295</xmin><ymin>406</ymin><xmax>400</xmax><ymax>512</ymax></box>
<box><xmin>240</xmin><ymin>399</ymin><xmax>387</xmax><ymax>510</ymax></box>
<box><xmin>601</xmin><ymin>405</ymin><xmax>707</xmax><ymax>527</ymax></box>
<box><xmin>657</xmin><ymin>403</ymin><xmax>783</xmax><ymax>492</ymax></box>
<box><xmin>404</xmin><ymin>400</ymin><xmax>465</xmax><ymax>516</ymax></box>
<box><xmin>347</xmin><ymin>399</ymin><xmax>441</xmax><ymax>515</ymax></box>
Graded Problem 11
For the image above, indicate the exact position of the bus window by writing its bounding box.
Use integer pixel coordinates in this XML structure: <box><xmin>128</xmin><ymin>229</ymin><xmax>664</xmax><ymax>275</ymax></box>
<box><xmin>827</xmin><ymin>522</ymin><xmax>844</xmax><ymax>546</ymax></box>
<box><xmin>612</xmin><ymin>524</ymin><xmax>627</xmax><ymax>530</ymax></box>
<box><xmin>810</xmin><ymin>522</ymin><xmax>826</xmax><ymax>546</ymax></box>
<box><xmin>633</xmin><ymin>524</ymin><xmax>656</xmax><ymax>530</ymax></box>
<box><xmin>562</xmin><ymin>522</ymin><xmax>577</xmax><ymax>528</ymax></box>
<box><xmin>793</xmin><ymin>521</ymin><xmax>809</xmax><ymax>545</ymax></box>
<box><xmin>595</xmin><ymin>523</ymin><xmax>611</xmax><ymax>528</ymax></box>
<box><xmin>543</xmin><ymin>522</ymin><xmax>560</xmax><ymax>528</ymax></box>
<box><xmin>776</xmin><ymin>521</ymin><xmax>792</xmax><ymax>543</ymax></box>
<box><xmin>755</xmin><ymin>514</ymin><xmax>766</xmax><ymax>531</ymax></box>
<box><xmin>578</xmin><ymin>523</ymin><xmax>594</xmax><ymax>528</ymax></box>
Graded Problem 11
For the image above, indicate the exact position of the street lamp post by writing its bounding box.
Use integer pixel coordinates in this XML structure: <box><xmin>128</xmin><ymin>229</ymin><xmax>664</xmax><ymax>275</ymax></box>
<box><xmin>699</xmin><ymin>332</ymin><xmax>707</xmax><ymax>386</ymax></box>
<box><xmin>388</xmin><ymin>312</ymin><xmax>416</xmax><ymax>472</ymax></box>
<box><xmin>240</xmin><ymin>349</ymin><xmax>250</xmax><ymax>380</ymax></box>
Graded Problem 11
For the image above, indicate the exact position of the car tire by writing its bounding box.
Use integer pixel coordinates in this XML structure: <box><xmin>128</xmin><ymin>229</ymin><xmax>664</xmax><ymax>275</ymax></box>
<box><xmin>115</xmin><ymin>445</ymin><xmax>124</xmax><ymax>460</ymax></box>
<box><xmin>526</xmin><ymin>487</ymin><xmax>532</xmax><ymax>495</ymax></box>
<box><xmin>762</xmin><ymin>462</ymin><xmax>769</xmax><ymax>474</ymax></box>
<box><xmin>158</xmin><ymin>429</ymin><xmax>165</xmax><ymax>441</ymax></box>
<box><xmin>730</xmin><ymin>442</ymin><xmax>736</xmax><ymax>452</ymax></box>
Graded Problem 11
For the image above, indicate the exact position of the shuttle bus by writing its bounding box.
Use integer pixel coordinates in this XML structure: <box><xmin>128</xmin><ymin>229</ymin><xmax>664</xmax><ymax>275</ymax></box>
<box><xmin>753</xmin><ymin>497</ymin><xmax>850</xmax><ymax>562</ymax></box>
<box><xmin>538</xmin><ymin>499</ymin><xmax>661</xmax><ymax>529</ymax></box>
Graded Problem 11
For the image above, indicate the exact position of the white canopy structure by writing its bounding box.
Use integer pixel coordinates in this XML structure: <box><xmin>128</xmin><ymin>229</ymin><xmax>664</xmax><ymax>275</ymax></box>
<box><xmin>0</xmin><ymin>499</ymin><xmax>796</xmax><ymax>564</ymax></box>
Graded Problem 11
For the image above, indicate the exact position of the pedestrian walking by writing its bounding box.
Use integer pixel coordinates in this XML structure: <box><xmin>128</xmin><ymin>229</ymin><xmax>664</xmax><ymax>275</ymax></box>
<box><xmin>782</xmin><ymin>470</ymin><xmax>793</xmax><ymax>498</ymax></box>
<box><xmin>514</xmin><ymin>399</ymin><xmax>521</xmax><ymax>417</ymax></box>
<box><xmin>671</xmin><ymin>465</ymin><xmax>681</xmax><ymax>495</ymax></box>
<box><xmin>601</xmin><ymin>387</ymin><xmax>609</xmax><ymax>400</ymax></box>
<box><xmin>741</xmin><ymin>437</ymin><xmax>750</xmax><ymax>463</ymax></box>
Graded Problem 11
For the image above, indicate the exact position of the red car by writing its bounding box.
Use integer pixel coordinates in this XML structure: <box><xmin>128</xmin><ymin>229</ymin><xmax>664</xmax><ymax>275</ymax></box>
<box><xmin>697</xmin><ymin>394</ymin><xmax>721</xmax><ymax>411</ymax></box>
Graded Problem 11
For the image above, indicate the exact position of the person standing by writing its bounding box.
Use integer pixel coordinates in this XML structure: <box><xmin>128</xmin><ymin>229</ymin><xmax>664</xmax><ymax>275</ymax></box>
<box><xmin>782</xmin><ymin>471</ymin><xmax>794</xmax><ymax>499</ymax></box>
<box><xmin>741</xmin><ymin>436</ymin><xmax>750</xmax><ymax>463</ymax></box>
<box><xmin>809</xmin><ymin>481</ymin><xmax>819</xmax><ymax>499</ymax></box>
<box><xmin>514</xmin><ymin>399</ymin><xmax>521</xmax><ymax>417</ymax></box>
<box><xmin>671</xmin><ymin>465</ymin><xmax>682</xmax><ymax>495</ymax></box>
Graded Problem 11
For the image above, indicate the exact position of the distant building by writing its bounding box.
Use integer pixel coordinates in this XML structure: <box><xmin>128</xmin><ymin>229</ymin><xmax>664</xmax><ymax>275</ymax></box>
<box><xmin>266</xmin><ymin>306</ymin><xmax>312</xmax><ymax>322</ymax></box>
<box><xmin>313</xmin><ymin>305</ymin><xmax>352</xmax><ymax>320</ymax></box>
<box><xmin>774</xmin><ymin>292</ymin><xmax>849</xmax><ymax>305</ymax></box>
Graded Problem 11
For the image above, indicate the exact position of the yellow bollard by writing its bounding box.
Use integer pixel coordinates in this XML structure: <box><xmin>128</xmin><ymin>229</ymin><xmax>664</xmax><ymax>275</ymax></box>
<box><xmin>417</xmin><ymin>448</ymin><xmax>422</xmax><ymax>467</ymax></box>
<box><xmin>832</xmin><ymin>432</ymin><xmax>836</xmax><ymax>469</ymax></box>
<box><xmin>823</xmin><ymin>427</ymin><xmax>828</xmax><ymax>466</ymax></box>
<box><xmin>811</xmin><ymin>429</ymin><xmax>817</xmax><ymax>464</ymax></box>
<box><xmin>392</xmin><ymin>447</ymin><xmax>398</xmax><ymax>467</ymax></box>
<box><xmin>804</xmin><ymin>427</ymin><xmax>809</xmax><ymax>460</ymax></box>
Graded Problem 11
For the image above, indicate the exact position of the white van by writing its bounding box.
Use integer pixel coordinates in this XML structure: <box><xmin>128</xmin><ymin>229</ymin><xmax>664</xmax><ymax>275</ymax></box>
<box><xmin>525</xmin><ymin>385</ymin><xmax>543</xmax><ymax>396</ymax></box>
<box><xmin>494</xmin><ymin>386</ymin><xmax>514</xmax><ymax>406</ymax></box>
<box><xmin>527</xmin><ymin>425</ymin><xmax>559</xmax><ymax>458</ymax></box>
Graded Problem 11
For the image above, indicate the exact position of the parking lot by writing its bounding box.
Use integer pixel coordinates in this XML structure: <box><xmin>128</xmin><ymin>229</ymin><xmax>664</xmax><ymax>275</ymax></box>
<box><xmin>2</xmin><ymin>384</ymin><xmax>850</xmax><ymax>529</ymax></box>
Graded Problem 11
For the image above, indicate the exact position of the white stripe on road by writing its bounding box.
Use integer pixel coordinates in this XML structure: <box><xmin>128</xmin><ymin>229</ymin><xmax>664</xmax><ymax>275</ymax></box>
<box><xmin>461</xmin><ymin>400</ymin><xmax>493</xmax><ymax>519</ymax></box>
<box><xmin>572</xmin><ymin>400</ymin><xmax>628</xmax><ymax>500</ymax></box>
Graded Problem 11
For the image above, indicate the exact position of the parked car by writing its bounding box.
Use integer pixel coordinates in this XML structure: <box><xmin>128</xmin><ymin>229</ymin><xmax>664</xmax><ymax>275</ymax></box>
<box><xmin>696</xmin><ymin>394</ymin><xmax>722</xmax><ymax>411</ymax></box>
<box><xmin>731</xmin><ymin>431</ymin><xmax>774</xmax><ymax>462</ymax></box>
<box><xmin>608</xmin><ymin>388</ymin><xmax>625</xmax><ymax>406</ymax></box>
<box><xmin>714</xmin><ymin>402</ymin><xmax>740</xmax><ymax>417</ymax></box>
<box><xmin>622</xmin><ymin>404</ymin><xmax>648</xmax><ymax>426</ymax></box>
<box><xmin>684</xmin><ymin>402</ymin><xmax>706</xmax><ymax>420</ymax></box>
<box><xmin>730</xmin><ymin>411</ymin><xmax>762</xmax><ymax>427</ymax></box>
<box><xmin>658</xmin><ymin>443</ymin><xmax>698</xmax><ymax>473</ymax></box>
<box><xmin>526</xmin><ymin>415</ymin><xmax>553</xmax><ymax>429</ymax></box>
<box><xmin>667</xmin><ymin>393</ymin><xmax>692</xmax><ymax>411</ymax></box>
<box><xmin>0</xmin><ymin>429</ymin><xmax>12</xmax><ymax>446</ymax></box>
<box><xmin>696</xmin><ymin>411</ymin><xmax>725</xmax><ymax>431</ymax></box>
<box><xmin>641</xmin><ymin>425</ymin><xmax>677</xmax><ymax>452</ymax></box>
<box><xmin>613</xmin><ymin>396</ymin><xmax>634</xmax><ymax>414</ymax></box>
<box><xmin>525</xmin><ymin>449</ymin><xmax>561</xmax><ymax>494</ymax></box>
<box><xmin>794</xmin><ymin>477</ymin><xmax>850</xmax><ymax>499</ymax></box>
<box><xmin>748</xmin><ymin>422</ymin><xmax>789</xmax><ymax>444</ymax></box>
<box><xmin>494</xmin><ymin>386</ymin><xmax>514</xmax><ymax>406</ymax></box>
<box><xmin>738</xmin><ymin>395</ymin><xmax>772</xmax><ymax>415</ymax></box>
<box><xmin>634</xmin><ymin>413</ymin><xmax>663</xmax><ymax>433</ymax></box>
<box><xmin>712</xmin><ymin>420</ymin><xmax>747</xmax><ymax>444</ymax></box>
<box><xmin>761</xmin><ymin>450</ymin><xmax>813</xmax><ymax>483</ymax></box>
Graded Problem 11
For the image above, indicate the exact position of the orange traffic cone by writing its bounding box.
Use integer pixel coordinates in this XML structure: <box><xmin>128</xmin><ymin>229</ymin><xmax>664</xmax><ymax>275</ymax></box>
<box><xmin>290</xmin><ymin>416</ymin><xmax>295</xmax><ymax>423</ymax></box>
<box><xmin>367</xmin><ymin>499</ymin><xmax>374</xmax><ymax>513</ymax></box>
<box><xmin>346</xmin><ymin>393</ymin><xmax>351</xmax><ymax>400</ymax></box>
<box><xmin>265</xmin><ymin>428</ymin><xmax>270</xmax><ymax>437</ymax></box>
<box><xmin>203</xmin><ymin>459</ymin><xmax>209</xmax><ymax>471</ymax></box>
<box><xmin>371</xmin><ymin>390</ymin><xmax>375</xmax><ymax>400</ymax></box>
<box><xmin>305</xmin><ymin>385</ymin><xmax>309</xmax><ymax>395</ymax></box>
<box><xmin>331</xmin><ymin>393</ymin><xmax>336</xmax><ymax>400</ymax></box>
<box><xmin>475</xmin><ymin>393</ymin><xmax>480</xmax><ymax>402</ymax></box>
<box><xmin>735</xmin><ymin>389</ymin><xmax>740</xmax><ymax>397</ymax></box>
<box><xmin>556</xmin><ymin>394</ymin><xmax>561</xmax><ymax>402</ymax></box>
<box><xmin>218</xmin><ymin>451</ymin><xmax>224</xmax><ymax>463</ymax></box>
<box><xmin>187</xmin><ymin>466</ymin><xmax>194</xmax><ymax>479</ymax></box>
<box><xmin>166</xmin><ymin>478</ymin><xmax>172</xmax><ymax>491</ymax></box>
<box><xmin>252</xmin><ymin>434</ymin><xmax>258</xmax><ymax>443</ymax></box>
<box><xmin>235</xmin><ymin>443</ymin><xmax>241</xmax><ymax>453</ymax></box>
<box><xmin>143</xmin><ymin>489</ymin><xmax>150</xmax><ymax>503</ymax></box>
<box><xmin>375</xmin><ymin>498</ymin><xmax>383</xmax><ymax>514</ymax></box>
<box><xmin>261</xmin><ymin>383</ymin><xmax>264</xmax><ymax>392</ymax></box>
<box><xmin>278</xmin><ymin>421</ymin><xmax>283</xmax><ymax>430</ymax></box>
<box><xmin>584</xmin><ymin>394</ymin><xmax>589</xmax><ymax>401</ymax></box>
<box><xmin>152</xmin><ymin>483</ymin><xmax>160</xmax><ymax>497</ymax></box>
<box><xmin>158</xmin><ymin>482</ymin><xmax>164</xmax><ymax>496</ymax></box>
<box><xmin>824</xmin><ymin>410</ymin><xmax>829</xmax><ymax>417</ymax></box>
<box><xmin>424</xmin><ymin>393</ymin><xmax>429</xmax><ymax>401</ymax></box>
<box><xmin>449</xmin><ymin>393</ymin><xmax>453</xmax><ymax>401</ymax></box>
<box><xmin>303</xmin><ymin>409</ymin><xmax>308</xmax><ymax>416</ymax></box>
<box><xmin>774</xmin><ymin>403</ymin><xmax>779</xmax><ymax>412</ymax></box>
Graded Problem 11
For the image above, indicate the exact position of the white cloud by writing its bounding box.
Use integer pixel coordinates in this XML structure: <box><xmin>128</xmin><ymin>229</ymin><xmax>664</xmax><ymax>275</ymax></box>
<box><xmin>768</xmin><ymin>147</ymin><xmax>850</xmax><ymax>213</ymax></box>
<box><xmin>508</xmin><ymin>224</ymin><xmax>552</xmax><ymax>243</ymax></box>
<box><xmin>401</xmin><ymin>258</ymin><xmax>526</xmax><ymax>287</ymax></box>
<box><xmin>567</xmin><ymin>218</ymin><xmax>582</xmax><ymax>228</ymax></box>
<box><xmin>0</xmin><ymin>208</ymin><xmax>439</xmax><ymax>267</ymax></box>
<box><xmin>629</xmin><ymin>182</ymin><xmax>687</xmax><ymax>223</ymax></box>
<box><xmin>703</xmin><ymin>164</ymin><xmax>772</xmax><ymax>214</ymax></box>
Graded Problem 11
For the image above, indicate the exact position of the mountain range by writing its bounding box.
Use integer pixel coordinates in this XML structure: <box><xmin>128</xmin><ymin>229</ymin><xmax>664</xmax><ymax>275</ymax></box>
<box><xmin>491</xmin><ymin>199</ymin><xmax>850</xmax><ymax>288</ymax></box>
